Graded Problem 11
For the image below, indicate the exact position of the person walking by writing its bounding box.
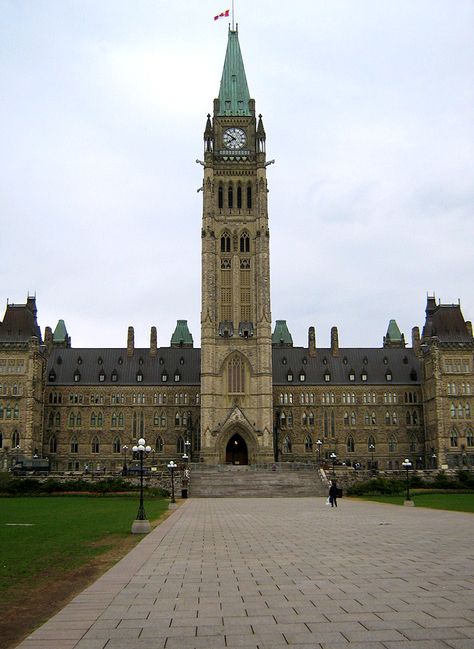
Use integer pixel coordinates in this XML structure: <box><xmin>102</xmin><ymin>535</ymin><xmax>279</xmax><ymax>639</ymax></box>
<box><xmin>329</xmin><ymin>480</ymin><xmax>338</xmax><ymax>507</ymax></box>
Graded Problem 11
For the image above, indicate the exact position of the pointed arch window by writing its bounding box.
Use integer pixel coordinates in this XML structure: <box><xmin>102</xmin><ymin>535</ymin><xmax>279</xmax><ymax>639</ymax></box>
<box><xmin>283</xmin><ymin>436</ymin><xmax>292</xmax><ymax>454</ymax></box>
<box><xmin>113</xmin><ymin>436</ymin><xmax>121</xmax><ymax>453</ymax></box>
<box><xmin>228</xmin><ymin>355</ymin><xmax>245</xmax><ymax>395</ymax></box>
<box><xmin>466</xmin><ymin>428</ymin><xmax>474</xmax><ymax>447</ymax></box>
<box><xmin>237</xmin><ymin>185</ymin><xmax>242</xmax><ymax>208</ymax></box>
<box><xmin>177</xmin><ymin>436</ymin><xmax>185</xmax><ymax>454</ymax></box>
<box><xmin>304</xmin><ymin>436</ymin><xmax>313</xmax><ymax>453</ymax></box>
<box><xmin>367</xmin><ymin>436</ymin><xmax>376</xmax><ymax>451</ymax></box>
<box><xmin>70</xmin><ymin>435</ymin><xmax>78</xmax><ymax>453</ymax></box>
<box><xmin>49</xmin><ymin>434</ymin><xmax>57</xmax><ymax>454</ymax></box>
<box><xmin>347</xmin><ymin>436</ymin><xmax>355</xmax><ymax>453</ymax></box>
<box><xmin>388</xmin><ymin>436</ymin><xmax>397</xmax><ymax>453</ymax></box>
<box><xmin>240</xmin><ymin>231</ymin><xmax>250</xmax><ymax>253</ymax></box>
<box><xmin>246</xmin><ymin>184</ymin><xmax>252</xmax><ymax>208</ymax></box>
<box><xmin>221</xmin><ymin>231</ymin><xmax>231</xmax><ymax>253</ymax></box>
<box><xmin>12</xmin><ymin>430</ymin><xmax>20</xmax><ymax>447</ymax></box>
<box><xmin>218</xmin><ymin>184</ymin><xmax>224</xmax><ymax>209</ymax></box>
<box><xmin>156</xmin><ymin>435</ymin><xmax>164</xmax><ymax>453</ymax></box>
<box><xmin>228</xmin><ymin>183</ymin><xmax>234</xmax><ymax>208</ymax></box>
<box><xmin>91</xmin><ymin>436</ymin><xmax>100</xmax><ymax>454</ymax></box>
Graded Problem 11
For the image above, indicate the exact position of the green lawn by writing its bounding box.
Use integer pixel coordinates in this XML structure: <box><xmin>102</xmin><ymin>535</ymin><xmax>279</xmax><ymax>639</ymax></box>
<box><xmin>358</xmin><ymin>493</ymin><xmax>474</xmax><ymax>512</ymax></box>
<box><xmin>0</xmin><ymin>496</ymin><xmax>169</xmax><ymax>596</ymax></box>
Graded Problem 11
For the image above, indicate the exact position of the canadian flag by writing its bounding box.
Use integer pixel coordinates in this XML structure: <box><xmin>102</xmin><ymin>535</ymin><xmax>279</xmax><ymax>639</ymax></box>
<box><xmin>214</xmin><ymin>9</ymin><xmax>230</xmax><ymax>21</ymax></box>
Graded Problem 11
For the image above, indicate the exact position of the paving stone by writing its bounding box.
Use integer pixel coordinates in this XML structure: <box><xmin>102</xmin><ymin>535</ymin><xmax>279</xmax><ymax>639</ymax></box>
<box><xmin>13</xmin><ymin>499</ymin><xmax>474</xmax><ymax>649</ymax></box>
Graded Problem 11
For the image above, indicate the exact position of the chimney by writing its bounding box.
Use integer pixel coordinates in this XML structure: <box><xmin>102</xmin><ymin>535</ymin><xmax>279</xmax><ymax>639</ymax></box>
<box><xmin>127</xmin><ymin>326</ymin><xmax>134</xmax><ymax>357</ymax></box>
<box><xmin>412</xmin><ymin>326</ymin><xmax>421</xmax><ymax>357</ymax></box>
<box><xmin>466</xmin><ymin>321</ymin><xmax>473</xmax><ymax>339</ymax></box>
<box><xmin>330</xmin><ymin>326</ymin><xmax>339</xmax><ymax>357</ymax></box>
<box><xmin>44</xmin><ymin>326</ymin><xmax>53</xmax><ymax>353</ymax></box>
<box><xmin>150</xmin><ymin>326</ymin><xmax>157</xmax><ymax>357</ymax></box>
<box><xmin>308</xmin><ymin>326</ymin><xmax>316</xmax><ymax>357</ymax></box>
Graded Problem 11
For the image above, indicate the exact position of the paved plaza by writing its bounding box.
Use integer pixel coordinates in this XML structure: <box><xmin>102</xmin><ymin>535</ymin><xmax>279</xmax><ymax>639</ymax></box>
<box><xmin>15</xmin><ymin>497</ymin><xmax>474</xmax><ymax>649</ymax></box>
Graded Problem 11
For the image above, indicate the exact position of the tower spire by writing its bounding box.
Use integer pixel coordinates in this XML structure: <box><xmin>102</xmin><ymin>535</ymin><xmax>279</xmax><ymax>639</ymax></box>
<box><xmin>218</xmin><ymin>27</ymin><xmax>250</xmax><ymax>115</ymax></box>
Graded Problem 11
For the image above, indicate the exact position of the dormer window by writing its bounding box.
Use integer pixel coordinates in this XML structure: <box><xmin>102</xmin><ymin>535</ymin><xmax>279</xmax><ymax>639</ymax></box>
<box><xmin>174</xmin><ymin>371</ymin><xmax>181</xmax><ymax>382</ymax></box>
<box><xmin>361</xmin><ymin>372</ymin><xmax>368</xmax><ymax>382</ymax></box>
<box><xmin>299</xmin><ymin>371</ymin><xmax>306</xmax><ymax>382</ymax></box>
<box><xmin>49</xmin><ymin>369</ymin><xmax>56</xmax><ymax>382</ymax></box>
<box><xmin>410</xmin><ymin>369</ymin><xmax>418</xmax><ymax>381</ymax></box>
<box><xmin>111</xmin><ymin>370</ymin><xmax>118</xmax><ymax>383</ymax></box>
<box><xmin>161</xmin><ymin>370</ymin><xmax>168</xmax><ymax>382</ymax></box>
<box><xmin>343</xmin><ymin>356</ymin><xmax>348</xmax><ymax>365</ymax></box>
<box><xmin>179</xmin><ymin>357</ymin><xmax>185</xmax><ymax>365</ymax></box>
<box><xmin>99</xmin><ymin>369</ymin><xmax>106</xmax><ymax>382</ymax></box>
<box><xmin>385</xmin><ymin>370</ymin><xmax>392</xmax><ymax>382</ymax></box>
<box><xmin>324</xmin><ymin>370</ymin><xmax>331</xmax><ymax>382</ymax></box>
<box><xmin>302</xmin><ymin>357</ymin><xmax>307</xmax><ymax>365</ymax></box>
<box><xmin>136</xmin><ymin>370</ymin><xmax>143</xmax><ymax>383</ymax></box>
<box><xmin>287</xmin><ymin>370</ymin><xmax>293</xmax><ymax>382</ymax></box>
<box><xmin>363</xmin><ymin>356</ymin><xmax>368</xmax><ymax>365</ymax></box>
<box><xmin>74</xmin><ymin>370</ymin><xmax>81</xmax><ymax>382</ymax></box>
<box><xmin>348</xmin><ymin>370</ymin><xmax>355</xmax><ymax>382</ymax></box>
<box><xmin>139</xmin><ymin>357</ymin><xmax>144</xmax><ymax>366</ymax></box>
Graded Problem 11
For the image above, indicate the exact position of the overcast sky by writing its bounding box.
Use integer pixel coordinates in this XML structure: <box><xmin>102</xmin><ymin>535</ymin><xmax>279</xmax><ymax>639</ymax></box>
<box><xmin>1</xmin><ymin>0</ymin><xmax>473</xmax><ymax>350</ymax></box>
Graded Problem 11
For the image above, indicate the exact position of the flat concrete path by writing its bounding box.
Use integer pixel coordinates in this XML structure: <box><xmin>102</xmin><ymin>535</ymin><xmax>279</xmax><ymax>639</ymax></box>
<box><xmin>15</xmin><ymin>498</ymin><xmax>474</xmax><ymax>649</ymax></box>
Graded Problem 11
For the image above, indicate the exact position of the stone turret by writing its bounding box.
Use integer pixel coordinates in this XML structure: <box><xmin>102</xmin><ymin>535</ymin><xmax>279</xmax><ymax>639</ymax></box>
<box><xmin>412</xmin><ymin>326</ymin><xmax>421</xmax><ymax>357</ymax></box>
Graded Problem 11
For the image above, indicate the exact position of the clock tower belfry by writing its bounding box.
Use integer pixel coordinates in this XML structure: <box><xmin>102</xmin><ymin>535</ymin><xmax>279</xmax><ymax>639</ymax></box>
<box><xmin>199</xmin><ymin>27</ymin><xmax>274</xmax><ymax>464</ymax></box>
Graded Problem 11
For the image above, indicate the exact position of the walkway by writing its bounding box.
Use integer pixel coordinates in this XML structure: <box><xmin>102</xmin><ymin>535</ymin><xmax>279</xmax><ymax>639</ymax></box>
<box><xmin>15</xmin><ymin>498</ymin><xmax>474</xmax><ymax>649</ymax></box>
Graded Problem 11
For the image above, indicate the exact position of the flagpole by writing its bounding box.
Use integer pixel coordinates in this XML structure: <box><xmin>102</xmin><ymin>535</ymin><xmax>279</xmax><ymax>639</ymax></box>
<box><xmin>232</xmin><ymin>0</ymin><xmax>235</xmax><ymax>30</ymax></box>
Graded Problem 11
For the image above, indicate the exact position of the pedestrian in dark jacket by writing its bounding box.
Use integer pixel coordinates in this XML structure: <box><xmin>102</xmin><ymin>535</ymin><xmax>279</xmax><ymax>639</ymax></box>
<box><xmin>329</xmin><ymin>480</ymin><xmax>338</xmax><ymax>507</ymax></box>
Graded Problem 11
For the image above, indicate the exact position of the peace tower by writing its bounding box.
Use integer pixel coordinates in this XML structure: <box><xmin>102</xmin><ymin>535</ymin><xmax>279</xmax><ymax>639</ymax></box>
<box><xmin>199</xmin><ymin>28</ymin><xmax>274</xmax><ymax>463</ymax></box>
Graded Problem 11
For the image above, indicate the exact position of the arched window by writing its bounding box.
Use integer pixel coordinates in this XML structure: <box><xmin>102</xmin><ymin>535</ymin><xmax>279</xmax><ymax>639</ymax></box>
<box><xmin>12</xmin><ymin>430</ymin><xmax>20</xmax><ymax>447</ymax></box>
<box><xmin>409</xmin><ymin>435</ymin><xmax>417</xmax><ymax>452</ymax></box>
<box><xmin>308</xmin><ymin>412</ymin><xmax>314</xmax><ymax>426</ymax></box>
<box><xmin>160</xmin><ymin>414</ymin><xmax>167</xmax><ymax>427</ymax></box>
<box><xmin>70</xmin><ymin>435</ymin><xmax>78</xmax><ymax>453</ymax></box>
<box><xmin>350</xmin><ymin>412</ymin><xmax>356</xmax><ymax>426</ymax></box>
<box><xmin>228</xmin><ymin>183</ymin><xmax>234</xmax><ymax>208</ymax></box>
<box><xmin>111</xmin><ymin>412</ymin><xmax>118</xmax><ymax>427</ymax></box>
<box><xmin>177</xmin><ymin>436</ymin><xmax>185</xmax><ymax>454</ymax></box>
<box><xmin>388</xmin><ymin>436</ymin><xmax>397</xmax><ymax>453</ymax></box>
<box><xmin>367</xmin><ymin>436</ymin><xmax>376</xmax><ymax>451</ymax></box>
<box><xmin>218</xmin><ymin>184</ymin><xmax>224</xmax><ymax>209</ymax></box>
<box><xmin>48</xmin><ymin>411</ymin><xmax>54</xmax><ymax>426</ymax></box>
<box><xmin>91</xmin><ymin>436</ymin><xmax>100</xmax><ymax>454</ymax></box>
<box><xmin>240</xmin><ymin>231</ymin><xmax>250</xmax><ymax>253</ymax></box>
<box><xmin>450</xmin><ymin>403</ymin><xmax>456</xmax><ymax>418</ymax></box>
<box><xmin>412</xmin><ymin>410</ymin><xmax>418</xmax><ymax>425</ymax></box>
<box><xmin>246</xmin><ymin>184</ymin><xmax>252</xmax><ymax>208</ymax></box>
<box><xmin>221</xmin><ymin>231</ymin><xmax>231</xmax><ymax>253</ymax></box>
<box><xmin>77</xmin><ymin>412</ymin><xmax>82</xmax><ymax>426</ymax></box>
<box><xmin>69</xmin><ymin>412</ymin><xmax>75</xmax><ymax>427</ymax></box>
<box><xmin>237</xmin><ymin>185</ymin><xmax>242</xmax><ymax>208</ymax></box>
<box><xmin>283</xmin><ymin>436</ymin><xmax>292</xmax><ymax>453</ymax></box>
<box><xmin>343</xmin><ymin>412</ymin><xmax>349</xmax><ymax>426</ymax></box>
<box><xmin>450</xmin><ymin>429</ymin><xmax>458</xmax><ymax>447</ymax></box>
<box><xmin>154</xmin><ymin>411</ymin><xmax>160</xmax><ymax>426</ymax></box>
<box><xmin>302</xmin><ymin>412</ymin><xmax>307</xmax><ymax>426</ymax></box>
<box><xmin>49</xmin><ymin>434</ymin><xmax>57</xmax><ymax>453</ymax></box>
<box><xmin>156</xmin><ymin>435</ymin><xmax>164</xmax><ymax>453</ymax></box>
<box><xmin>406</xmin><ymin>411</ymin><xmax>411</xmax><ymax>425</ymax></box>
<box><xmin>347</xmin><ymin>436</ymin><xmax>355</xmax><ymax>453</ymax></box>
<box><xmin>113</xmin><ymin>437</ymin><xmax>121</xmax><ymax>453</ymax></box>
<box><xmin>228</xmin><ymin>355</ymin><xmax>245</xmax><ymax>394</ymax></box>
<box><xmin>91</xmin><ymin>412</ymin><xmax>97</xmax><ymax>427</ymax></box>
<box><xmin>175</xmin><ymin>412</ymin><xmax>181</xmax><ymax>427</ymax></box>
<box><xmin>304</xmin><ymin>436</ymin><xmax>313</xmax><ymax>452</ymax></box>
<box><xmin>466</xmin><ymin>429</ymin><xmax>474</xmax><ymax>447</ymax></box>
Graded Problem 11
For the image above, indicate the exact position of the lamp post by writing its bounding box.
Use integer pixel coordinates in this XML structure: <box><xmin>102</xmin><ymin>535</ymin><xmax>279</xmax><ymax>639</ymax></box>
<box><xmin>167</xmin><ymin>460</ymin><xmax>177</xmax><ymax>507</ymax></box>
<box><xmin>330</xmin><ymin>452</ymin><xmax>337</xmax><ymax>477</ymax></box>
<box><xmin>122</xmin><ymin>444</ymin><xmax>128</xmax><ymax>476</ymax></box>
<box><xmin>316</xmin><ymin>439</ymin><xmax>322</xmax><ymax>465</ymax></box>
<box><xmin>14</xmin><ymin>445</ymin><xmax>21</xmax><ymax>469</ymax></box>
<box><xmin>369</xmin><ymin>443</ymin><xmax>375</xmax><ymax>473</ymax></box>
<box><xmin>184</xmin><ymin>439</ymin><xmax>191</xmax><ymax>463</ymax></box>
<box><xmin>402</xmin><ymin>458</ymin><xmax>413</xmax><ymax>506</ymax></box>
<box><xmin>131</xmin><ymin>438</ymin><xmax>151</xmax><ymax>534</ymax></box>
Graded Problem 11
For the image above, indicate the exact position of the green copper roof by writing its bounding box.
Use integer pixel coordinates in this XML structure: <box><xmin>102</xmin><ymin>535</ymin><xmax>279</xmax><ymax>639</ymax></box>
<box><xmin>170</xmin><ymin>320</ymin><xmax>194</xmax><ymax>347</ymax></box>
<box><xmin>53</xmin><ymin>319</ymin><xmax>68</xmax><ymax>343</ymax></box>
<box><xmin>386</xmin><ymin>319</ymin><xmax>403</xmax><ymax>342</ymax></box>
<box><xmin>272</xmin><ymin>320</ymin><xmax>293</xmax><ymax>347</ymax></box>
<box><xmin>218</xmin><ymin>29</ymin><xmax>251</xmax><ymax>115</ymax></box>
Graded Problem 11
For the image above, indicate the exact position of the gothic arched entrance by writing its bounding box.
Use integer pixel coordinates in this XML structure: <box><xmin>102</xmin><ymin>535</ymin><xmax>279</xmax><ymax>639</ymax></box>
<box><xmin>226</xmin><ymin>433</ymin><xmax>248</xmax><ymax>465</ymax></box>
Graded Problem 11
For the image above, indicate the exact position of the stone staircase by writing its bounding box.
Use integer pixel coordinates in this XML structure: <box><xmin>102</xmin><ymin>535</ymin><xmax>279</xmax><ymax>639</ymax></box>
<box><xmin>189</xmin><ymin>463</ymin><xmax>328</xmax><ymax>498</ymax></box>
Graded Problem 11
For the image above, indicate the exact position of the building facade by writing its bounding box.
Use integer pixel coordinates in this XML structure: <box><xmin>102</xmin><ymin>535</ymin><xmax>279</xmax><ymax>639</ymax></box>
<box><xmin>1</xmin><ymin>29</ymin><xmax>473</xmax><ymax>473</ymax></box>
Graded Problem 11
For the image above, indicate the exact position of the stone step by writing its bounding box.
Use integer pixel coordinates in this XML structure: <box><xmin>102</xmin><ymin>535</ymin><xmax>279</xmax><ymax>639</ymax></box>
<box><xmin>189</xmin><ymin>466</ymin><xmax>328</xmax><ymax>498</ymax></box>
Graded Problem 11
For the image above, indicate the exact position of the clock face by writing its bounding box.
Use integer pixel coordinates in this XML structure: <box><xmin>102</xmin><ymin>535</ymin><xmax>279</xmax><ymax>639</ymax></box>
<box><xmin>223</xmin><ymin>127</ymin><xmax>246</xmax><ymax>150</ymax></box>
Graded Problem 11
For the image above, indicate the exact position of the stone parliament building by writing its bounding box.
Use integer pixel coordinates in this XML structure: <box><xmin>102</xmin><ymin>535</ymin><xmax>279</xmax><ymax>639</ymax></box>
<box><xmin>1</xmin><ymin>29</ymin><xmax>473</xmax><ymax>474</ymax></box>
